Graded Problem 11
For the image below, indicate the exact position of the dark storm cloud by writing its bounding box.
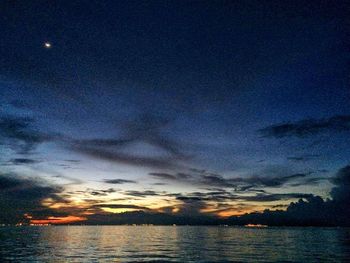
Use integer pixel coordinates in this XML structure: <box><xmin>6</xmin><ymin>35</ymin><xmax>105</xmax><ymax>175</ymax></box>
<box><xmin>103</xmin><ymin>179</ymin><xmax>137</xmax><ymax>184</ymax></box>
<box><xmin>259</xmin><ymin>115</ymin><xmax>350</xmax><ymax>138</ymax></box>
<box><xmin>0</xmin><ymin>173</ymin><xmax>68</xmax><ymax>224</ymax></box>
<box><xmin>330</xmin><ymin>165</ymin><xmax>350</xmax><ymax>185</ymax></box>
<box><xmin>226</xmin><ymin>165</ymin><xmax>350</xmax><ymax>226</ymax></box>
<box><xmin>0</xmin><ymin>115</ymin><xmax>54</xmax><ymax>154</ymax></box>
<box><xmin>330</xmin><ymin>165</ymin><xmax>350</xmax><ymax>202</ymax></box>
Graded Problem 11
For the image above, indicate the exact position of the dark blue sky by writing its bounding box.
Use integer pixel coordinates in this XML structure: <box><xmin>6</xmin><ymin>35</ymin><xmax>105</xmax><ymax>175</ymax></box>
<box><xmin>0</xmin><ymin>1</ymin><xmax>349</xmax><ymax>223</ymax></box>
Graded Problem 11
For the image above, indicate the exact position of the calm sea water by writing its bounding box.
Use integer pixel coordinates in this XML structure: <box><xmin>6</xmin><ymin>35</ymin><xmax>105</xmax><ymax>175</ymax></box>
<box><xmin>0</xmin><ymin>226</ymin><xmax>349</xmax><ymax>262</ymax></box>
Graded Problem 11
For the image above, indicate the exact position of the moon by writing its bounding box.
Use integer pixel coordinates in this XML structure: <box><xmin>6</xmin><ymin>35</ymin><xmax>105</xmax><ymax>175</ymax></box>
<box><xmin>44</xmin><ymin>42</ymin><xmax>52</xmax><ymax>48</ymax></box>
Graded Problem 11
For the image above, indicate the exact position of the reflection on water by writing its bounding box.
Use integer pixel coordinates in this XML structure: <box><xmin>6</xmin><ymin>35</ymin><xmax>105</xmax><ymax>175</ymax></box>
<box><xmin>0</xmin><ymin>226</ymin><xmax>349</xmax><ymax>262</ymax></box>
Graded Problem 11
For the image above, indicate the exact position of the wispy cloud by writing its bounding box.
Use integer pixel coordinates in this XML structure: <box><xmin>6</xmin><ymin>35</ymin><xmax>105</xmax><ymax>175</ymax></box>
<box><xmin>123</xmin><ymin>190</ymin><xmax>164</xmax><ymax>198</ymax></box>
<box><xmin>149</xmin><ymin>169</ymin><xmax>311</xmax><ymax>190</ymax></box>
<box><xmin>0</xmin><ymin>113</ymin><xmax>189</xmax><ymax>170</ymax></box>
<box><xmin>287</xmin><ymin>154</ymin><xmax>321</xmax><ymax>162</ymax></box>
<box><xmin>70</xmin><ymin>114</ymin><xmax>189</xmax><ymax>169</ymax></box>
<box><xmin>8</xmin><ymin>158</ymin><xmax>40</xmax><ymax>165</ymax></box>
<box><xmin>259</xmin><ymin>115</ymin><xmax>350</xmax><ymax>138</ymax></box>
<box><xmin>0</xmin><ymin>115</ymin><xmax>54</xmax><ymax>154</ymax></box>
<box><xmin>103</xmin><ymin>179</ymin><xmax>137</xmax><ymax>184</ymax></box>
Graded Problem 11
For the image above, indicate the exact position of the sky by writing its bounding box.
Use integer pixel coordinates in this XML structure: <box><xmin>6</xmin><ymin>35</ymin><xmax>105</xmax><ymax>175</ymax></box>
<box><xmin>0</xmin><ymin>0</ymin><xmax>349</xmax><ymax>225</ymax></box>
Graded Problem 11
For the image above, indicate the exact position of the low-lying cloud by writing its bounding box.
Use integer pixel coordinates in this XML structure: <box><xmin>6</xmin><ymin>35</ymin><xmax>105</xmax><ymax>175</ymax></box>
<box><xmin>0</xmin><ymin>172</ymin><xmax>68</xmax><ymax>224</ymax></box>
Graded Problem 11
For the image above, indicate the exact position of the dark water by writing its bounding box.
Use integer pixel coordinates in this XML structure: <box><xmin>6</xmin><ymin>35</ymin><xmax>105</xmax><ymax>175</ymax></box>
<box><xmin>1</xmin><ymin>226</ymin><xmax>350</xmax><ymax>262</ymax></box>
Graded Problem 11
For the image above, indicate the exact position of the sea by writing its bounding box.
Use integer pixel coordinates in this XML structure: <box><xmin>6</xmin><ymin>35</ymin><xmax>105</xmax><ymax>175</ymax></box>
<box><xmin>0</xmin><ymin>226</ymin><xmax>349</xmax><ymax>262</ymax></box>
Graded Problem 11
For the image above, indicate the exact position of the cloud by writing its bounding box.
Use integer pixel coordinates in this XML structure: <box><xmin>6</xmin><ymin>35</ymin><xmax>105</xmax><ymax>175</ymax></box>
<box><xmin>174</xmin><ymin>190</ymin><xmax>312</xmax><ymax>203</ymax></box>
<box><xmin>149</xmin><ymin>172</ymin><xmax>191</xmax><ymax>181</ymax></box>
<box><xmin>0</xmin><ymin>173</ymin><xmax>68</xmax><ymax>224</ymax></box>
<box><xmin>259</xmin><ymin>115</ymin><xmax>350</xmax><ymax>138</ymax></box>
<box><xmin>201</xmin><ymin>174</ymin><xmax>236</xmax><ymax>188</ymax></box>
<box><xmin>149</xmin><ymin>172</ymin><xmax>178</xmax><ymax>180</ymax></box>
<box><xmin>237</xmin><ymin>193</ymin><xmax>313</xmax><ymax>202</ymax></box>
<box><xmin>123</xmin><ymin>190</ymin><xmax>163</xmax><ymax>198</ymax></box>
<box><xmin>14</xmin><ymin>164</ymin><xmax>344</xmax><ymax>226</ymax></box>
<box><xmin>287</xmin><ymin>154</ymin><xmax>320</xmax><ymax>162</ymax></box>
<box><xmin>289</xmin><ymin>176</ymin><xmax>328</xmax><ymax>187</ymax></box>
<box><xmin>149</xmin><ymin>169</ymin><xmax>310</xmax><ymax>190</ymax></box>
<box><xmin>0</xmin><ymin>115</ymin><xmax>53</xmax><ymax>154</ymax></box>
<box><xmin>330</xmin><ymin>165</ymin><xmax>350</xmax><ymax>202</ymax></box>
<box><xmin>122</xmin><ymin>114</ymin><xmax>183</xmax><ymax>157</ymax></box>
<box><xmin>232</xmin><ymin>173</ymin><xmax>310</xmax><ymax>189</ymax></box>
<box><xmin>93</xmin><ymin>204</ymin><xmax>150</xmax><ymax>210</ymax></box>
<box><xmin>52</xmin><ymin>175</ymin><xmax>83</xmax><ymax>185</ymax></box>
<box><xmin>70</xmin><ymin>114</ymin><xmax>188</xmax><ymax>169</ymax></box>
<box><xmin>8</xmin><ymin>158</ymin><xmax>40</xmax><ymax>165</ymax></box>
<box><xmin>103</xmin><ymin>179</ymin><xmax>137</xmax><ymax>184</ymax></box>
<box><xmin>149</xmin><ymin>170</ymin><xmax>236</xmax><ymax>188</ymax></box>
<box><xmin>175</xmin><ymin>196</ymin><xmax>208</xmax><ymax>216</ymax></box>
<box><xmin>226</xmin><ymin>165</ymin><xmax>350</xmax><ymax>226</ymax></box>
<box><xmin>149</xmin><ymin>171</ymin><xmax>237</xmax><ymax>188</ymax></box>
<box><xmin>76</xmin><ymin>114</ymin><xmax>183</xmax><ymax>155</ymax></box>
<box><xmin>64</xmin><ymin>159</ymin><xmax>81</xmax><ymax>163</ymax></box>
<box><xmin>73</xmin><ymin>145</ymin><xmax>179</xmax><ymax>169</ymax></box>
<box><xmin>1</xmin><ymin>113</ymin><xmax>186</xmax><ymax>170</ymax></box>
<box><xmin>89</xmin><ymin>188</ymin><xmax>116</xmax><ymax>196</ymax></box>
<box><xmin>152</xmin><ymin>182</ymin><xmax>167</xmax><ymax>186</ymax></box>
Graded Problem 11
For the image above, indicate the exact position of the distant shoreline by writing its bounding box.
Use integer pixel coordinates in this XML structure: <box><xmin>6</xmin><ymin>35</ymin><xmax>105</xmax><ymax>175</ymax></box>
<box><xmin>2</xmin><ymin>224</ymin><xmax>349</xmax><ymax>228</ymax></box>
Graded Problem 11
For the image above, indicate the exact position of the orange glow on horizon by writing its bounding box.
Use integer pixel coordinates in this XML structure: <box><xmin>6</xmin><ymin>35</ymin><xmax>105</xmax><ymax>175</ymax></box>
<box><xmin>30</xmin><ymin>215</ymin><xmax>86</xmax><ymax>225</ymax></box>
<box><xmin>217</xmin><ymin>210</ymin><xmax>245</xmax><ymax>217</ymax></box>
<box><xmin>216</xmin><ymin>206</ymin><xmax>266</xmax><ymax>217</ymax></box>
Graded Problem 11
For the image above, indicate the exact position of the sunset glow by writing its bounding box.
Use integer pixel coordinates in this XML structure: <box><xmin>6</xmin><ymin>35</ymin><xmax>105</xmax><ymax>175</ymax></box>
<box><xmin>0</xmin><ymin>0</ymin><xmax>349</xmax><ymax>228</ymax></box>
<box><xmin>29</xmin><ymin>216</ymin><xmax>87</xmax><ymax>225</ymax></box>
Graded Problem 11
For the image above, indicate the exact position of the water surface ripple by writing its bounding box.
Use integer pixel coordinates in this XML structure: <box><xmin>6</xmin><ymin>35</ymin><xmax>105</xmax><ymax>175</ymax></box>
<box><xmin>0</xmin><ymin>226</ymin><xmax>349</xmax><ymax>262</ymax></box>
